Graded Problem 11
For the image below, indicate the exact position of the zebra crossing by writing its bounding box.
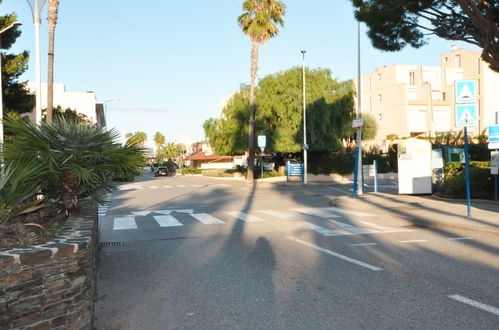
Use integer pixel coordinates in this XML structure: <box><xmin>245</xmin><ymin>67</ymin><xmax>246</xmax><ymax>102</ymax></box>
<box><xmin>102</xmin><ymin>206</ymin><xmax>412</xmax><ymax>238</ymax></box>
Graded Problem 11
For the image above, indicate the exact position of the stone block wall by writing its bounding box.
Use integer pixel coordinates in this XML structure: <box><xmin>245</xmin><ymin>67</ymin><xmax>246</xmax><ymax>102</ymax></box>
<box><xmin>0</xmin><ymin>211</ymin><xmax>98</xmax><ymax>330</ymax></box>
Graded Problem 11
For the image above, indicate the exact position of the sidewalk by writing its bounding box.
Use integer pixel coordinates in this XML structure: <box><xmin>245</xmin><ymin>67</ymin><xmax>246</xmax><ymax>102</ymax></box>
<box><xmin>329</xmin><ymin>192</ymin><xmax>499</xmax><ymax>237</ymax></box>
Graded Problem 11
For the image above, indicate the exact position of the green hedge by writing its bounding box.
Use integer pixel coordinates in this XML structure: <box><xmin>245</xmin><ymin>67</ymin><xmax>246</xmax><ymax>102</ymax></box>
<box><xmin>181</xmin><ymin>167</ymin><xmax>202</xmax><ymax>175</ymax></box>
<box><xmin>441</xmin><ymin>161</ymin><xmax>493</xmax><ymax>199</ymax></box>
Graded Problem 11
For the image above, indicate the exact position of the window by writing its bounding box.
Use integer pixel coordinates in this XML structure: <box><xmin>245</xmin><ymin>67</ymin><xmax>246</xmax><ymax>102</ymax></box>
<box><xmin>455</xmin><ymin>55</ymin><xmax>461</xmax><ymax>68</ymax></box>
<box><xmin>378</xmin><ymin>114</ymin><xmax>382</xmax><ymax>121</ymax></box>
<box><xmin>376</xmin><ymin>74</ymin><xmax>381</xmax><ymax>81</ymax></box>
<box><xmin>409</xmin><ymin>71</ymin><xmax>416</xmax><ymax>85</ymax></box>
<box><xmin>442</xmin><ymin>92</ymin><xmax>446</xmax><ymax>100</ymax></box>
<box><xmin>377</xmin><ymin>94</ymin><xmax>382</xmax><ymax>102</ymax></box>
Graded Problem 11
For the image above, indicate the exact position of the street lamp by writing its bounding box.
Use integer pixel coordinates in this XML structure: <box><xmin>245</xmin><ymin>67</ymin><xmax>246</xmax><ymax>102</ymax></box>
<box><xmin>356</xmin><ymin>22</ymin><xmax>363</xmax><ymax>196</ymax></box>
<box><xmin>26</xmin><ymin>0</ymin><xmax>47</xmax><ymax>124</ymax></box>
<box><xmin>0</xmin><ymin>22</ymin><xmax>23</xmax><ymax>145</ymax></box>
<box><xmin>103</xmin><ymin>98</ymin><xmax>121</xmax><ymax>127</ymax></box>
<box><xmin>301</xmin><ymin>50</ymin><xmax>308</xmax><ymax>185</ymax></box>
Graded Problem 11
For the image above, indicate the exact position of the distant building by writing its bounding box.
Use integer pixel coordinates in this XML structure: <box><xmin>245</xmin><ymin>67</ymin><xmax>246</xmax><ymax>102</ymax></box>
<box><xmin>25</xmin><ymin>83</ymin><xmax>105</xmax><ymax>127</ymax></box>
<box><xmin>355</xmin><ymin>46</ymin><xmax>499</xmax><ymax>141</ymax></box>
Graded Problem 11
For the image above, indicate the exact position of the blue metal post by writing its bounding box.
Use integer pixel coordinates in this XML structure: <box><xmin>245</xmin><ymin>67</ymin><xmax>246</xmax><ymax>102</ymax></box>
<box><xmin>260</xmin><ymin>153</ymin><xmax>264</xmax><ymax>183</ymax></box>
<box><xmin>286</xmin><ymin>161</ymin><xmax>289</xmax><ymax>182</ymax></box>
<box><xmin>374</xmin><ymin>160</ymin><xmax>379</xmax><ymax>193</ymax></box>
<box><xmin>495</xmin><ymin>175</ymin><xmax>498</xmax><ymax>201</ymax></box>
<box><xmin>352</xmin><ymin>146</ymin><xmax>359</xmax><ymax>198</ymax></box>
<box><xmin>463</xmin><ymin>128</ymin><xmax>471</xmax><ymax>216</ymax></box>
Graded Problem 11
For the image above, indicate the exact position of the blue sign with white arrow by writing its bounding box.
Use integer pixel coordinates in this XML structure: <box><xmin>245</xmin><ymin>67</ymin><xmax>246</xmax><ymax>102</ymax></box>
<box><xmin>455</xmin><ymin>80</ymin><xmax>476</xmax><ymax>103</ymax></box>
<box><xmin>455</xmin><ymin>104</ymin><xmax>478</xmax><ymax>127</ymax></box>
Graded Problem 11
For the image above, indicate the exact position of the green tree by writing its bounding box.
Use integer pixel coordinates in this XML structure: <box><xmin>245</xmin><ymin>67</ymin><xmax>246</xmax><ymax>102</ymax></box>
<box><xmin>0</xmin><ymin>8</ymin><xmax>35</xmax><ymax>119</ymax></box>
<box><xmin>204</xmin><ymin>67</ymin><xmax>356</xmax><ymax>154</ymax></box>
<box><xmin>238</xmin><ymin>0</ymin><xmax>286</xmax><ymax>182</ymax></box>
<box><xmin>125</xmin><ymin>131</ymin><xmax>148</xmax><ymax>146</ymax></box>
<box><xmin>350</xmin><ymin>0</ymin><xmax>499</xmax><ymax>72</ymax></box>
<box><xmin>46</xmin><ymin>0</ymin><xmax>60</xmax><ymax>123</ymax></box>
<box><xmin>153</xmin><ymin>131</ymin><xmax>165</xmax><ymax>155</ymax></box>
<box><xmin>157</xmin><ymin>142</ymin><xmax>180</xmax><ymax>162</ymax></box>
<box><xmin>348</xmin><ymin>112</ymin><xmax>378</xmax><ymax>140</ymax></box>
<box><xmin>3</xmin><ymin>117</ymin><xmax>145</xmax><ymax>211</ymax></box>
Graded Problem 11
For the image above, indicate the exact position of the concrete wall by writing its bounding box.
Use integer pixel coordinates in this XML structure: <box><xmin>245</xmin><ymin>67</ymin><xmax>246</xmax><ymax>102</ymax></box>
<box><xmin>0</xmin><ymin>210</ymin><xmax>98</xmax><ymax>329</ymax></box>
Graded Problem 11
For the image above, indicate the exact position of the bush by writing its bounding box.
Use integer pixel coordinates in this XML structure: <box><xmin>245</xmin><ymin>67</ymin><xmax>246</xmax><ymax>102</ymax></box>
<box><xmin>363</xmin><ymin>145</ymin><xmax>391</xmax><ymax>173</ymax></box>
<box><xmin>202</xmin><ymin>169</ymin><xmax>235</xmax><ymax>177</ymax></box>
<box><xmin>254</xmin><ymin>170</ymin><xmax>284</xmax><ymax>179</ymax></box>
<box><xmin>440</xmin><ymin>161</ymin><xmax>493</xmax><ymax>199</ymax></box>
<box><xmin>181</xmin><ymin>167</ymin><xmax>202</xmax><ymax>175</ymax></box>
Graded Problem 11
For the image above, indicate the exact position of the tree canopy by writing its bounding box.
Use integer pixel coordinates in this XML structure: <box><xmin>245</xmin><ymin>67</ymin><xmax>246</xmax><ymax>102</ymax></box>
<box><xmin>204</xmin><ymin>67</ymin><xmax>356</xmax><ymax>155</ymax></box>
<box><xmin>0</xmin><ymin>6</ymin><xmax>35</xmax><ymax>116</ymax></box>
<box><xmin>125</xmin><ymin>131</ymin><xmax>147</xmax><ymax>146</ymax></box>
<box><xmin>350</xmin><ymin>0</ymin><xmax>499</xmax><ymax>72</ymax></box>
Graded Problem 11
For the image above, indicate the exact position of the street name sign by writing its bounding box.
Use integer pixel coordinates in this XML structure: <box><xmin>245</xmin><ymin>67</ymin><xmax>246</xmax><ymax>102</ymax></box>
<box><xmin>489</xmin><ymin>125</ymin><xmax>499</xmax><ymax>149</ymax></box>
<box><xmin>455</xmin><ymin>80</ymin><xmax>477</xmax><ymax>103</ymax></box>
<box><xmin>491</xmin><ymin>151</ymin><xmax>499</xmax><ymax>175</ymax></box>
<box><xmin>352</xmin><ymin>119</ymin><xmax>364</xmax><ymax>128</ymax></box>
<box><xmin>257</xmin><ymin>135</ymin><xmax>266</xmax><ymax>148</ymax></box>
<box><xmin>455</xmin><ymin>104</ymin><xmax>478</xmax><ymax>127</ymax></box>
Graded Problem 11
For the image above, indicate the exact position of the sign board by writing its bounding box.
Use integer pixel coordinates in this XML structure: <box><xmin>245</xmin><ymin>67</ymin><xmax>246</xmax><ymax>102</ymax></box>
<box><xmin>455</xmin><ymin>80</ymin><xmax>477</xmax><ymax>103</ymax></box>
<box><xmin>286</xmin><ymin>162</ymin><xmax>303</xmax><ymax>177</ymax></box>
<box><xmin>352</xmin><ymin>119</ymin><xmax>365</xmax><ymax>128</ymax></box>
<box><xmin>257</xmin><ymin>135</ymin><xmax>266</xmax><ymax>148</ymax></box>
<box><xmin>488</xmin><ymin>125</ymin><xmax>499</xmax><ymax>149</ymax></box>
<box><xmin>491</xmin><ymin>151</ymin><xmax>499</xmax><ymax>175</ymax></box>
<box><xmin>455</xmin><ymin>104</ymin><xmax>478</xmax><ymax>127</ymax></box>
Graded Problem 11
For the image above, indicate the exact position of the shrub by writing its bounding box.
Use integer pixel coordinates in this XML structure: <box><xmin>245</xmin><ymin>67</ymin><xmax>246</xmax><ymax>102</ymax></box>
<box><xmin>181</xmin><ymin>167</ymin><xmax>202</xmax><ymax>175</ymax></box>
<box><xmin>440</xmin><ymin>161</ymin><xmax>493</xmax><ymax>199</ymax></box>
<box><xmin>255</xmin><ymin>170</ymin><xmax>283</xmax><ymax>179</ymax></box>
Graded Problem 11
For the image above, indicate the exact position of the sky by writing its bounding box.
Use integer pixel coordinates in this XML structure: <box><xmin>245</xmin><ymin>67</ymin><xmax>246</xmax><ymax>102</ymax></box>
<box><xmin>2</xmin><ymin>0</ymin><xmax>477</xmax><ymax>149</ymax></box>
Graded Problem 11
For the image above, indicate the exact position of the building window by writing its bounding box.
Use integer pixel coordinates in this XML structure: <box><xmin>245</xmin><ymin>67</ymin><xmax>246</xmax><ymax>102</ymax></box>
<box><xmin>409</xmin><ymin>71</ymin><xmax>416</xmax><ymax>85</ymax></box>
<box><xmin>455</xmin><ymin>55</ymin><xmax>461</xmax><ymax>68</ymax></box>
<box><xmin>378</xmin><ymin>114</ymin><xmax>382</xmax><ymax>121</ymax></box>
<box><xmin>442</xmin><ymin>92</ymin><xmax>446</xmax><ymax>100</ymax></box>
<box><xmin>377</xmin><ymin>94</ymin><xmax>382</xmax><ymax>102</ymax></box>
<box><xmin>376</xmin><ymin>74</ymin><xmax>381</xmax><ymax>81</ymax></box>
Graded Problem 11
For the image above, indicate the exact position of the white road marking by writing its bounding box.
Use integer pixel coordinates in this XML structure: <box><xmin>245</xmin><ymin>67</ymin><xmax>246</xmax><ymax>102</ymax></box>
<box><xmin>323</xmin><ymin>207</ymin><xmax>374</xmax><ymax>217</ymax></box>
<box><xmin>399</xmin><ymin>239</ymin><xmax>427</xmax><ymax>243</ymax></box>
<box><xmin>292</xmin><ymin>208</ymin><xmax>341</xmax><ymax>218</ymax></box>
<box><xmin>258</xmin><ymin>210</ymin><xmax>302</xmax><ymax>220</ymax></box>
<box><xmin>113</xmin><ymin>217</ymin><xmax>137</xmax><ymax>230</ymax></box>
<box><xmin>154</xmin><ymin>210</ymin><xmax>173</xmax><ymax>215</ymax></box>
<box><xmin>132</xmin><ymin>186</ymin><xmax>145</xmax><ymax>190</ymax></box>
<box><xmin>225</xmin><ymin>211</ymin><xmax>265</xmax><ymax>222</ymax></box>
<box><xmin>153</xmin><ymin>215</ymin><xmax>183</xmax><ymax>227</ymax></box>
<box><xmin>149</xmin><ymin>186</ymin><xmax>159</xmax><ymax>189</ymax></box>
<box><xmin>133</xmin><ymin>211</ymin><xmax>151</xmax><ymax>216</ymax></box>
<box><xmin>175</xmin><ymin>209</ymin><xmax>194</xmax><ymax>214</ymax></box>
<box><xmin>191</xmin><ymin>213</ymin><xmax>225</xmax><ymax>225</ymax></box>
<box><xmin>350</xmin><ymin>243</ymin><xmax>378</xmax><ymax>247</ymax></box>
<box><xmin>448</xmin><ymin>294</ymin><xmax>499</xmax><ymax>316</ymax></box>
<box><xmin>163</xmin><ymin>185</ymin><xmax>173</xmax><ymax>188</ymax></box>
<box><xmin>308</xmin><ymin>223</ymin><xmax>350</xmax><ymax>236</ymax></box>
<box><xmin>218</xmin><ymin>184</ymin><xmax>229</xmax><ymax>187</ymax></box>
<box><xmin>449</xmin><ymin>237</ymin><xmax>474</xmax><ymax>241</ymax></box>
<box><xmin>328</xmin><ymin>219</ymin><xmax>379</xmax><ymax>235</ymax></box>
<box><xmin>177</xmin><ymin>185</ymin><xmax>186</xmax><ymax>187</ymax></box>
<box><xmin>192</xmin><ymin>184</ymin><xmax>202</xmax><ymax>187</ymax></box>
<box><xmin>287</xmin><ymin>237</ymin><xmax>383</xmax><ymax>272</ymax></box>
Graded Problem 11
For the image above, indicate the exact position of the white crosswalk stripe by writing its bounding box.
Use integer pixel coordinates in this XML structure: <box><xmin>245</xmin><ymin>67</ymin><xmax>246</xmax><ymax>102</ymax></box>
<box><xmin>191</xmin><ymin>213</ymin><xmax>225</xmax><ymax>225</ymax></box>
<box><xmin>323</xmin><ymin>207</ymin><xmax>374</xmax><ymax>217</ymax></box>
<box><xmin>258</xmin><ymin>210</ymin><xmax>302</xmax><ymax>220</ymax></box>
<box><xmin>113</xmin><ymin>217</ymin><xmax>137</xmax><ymax>230</ymax></box>
<box><xmin>225</xmin><ymin>211</ymin><xmax>265</xmax><ymax>222</ymax></box>
<box><xmin>153</xmin><ymin>215</ymin><xmax>183</xmax><ymax>227</ymax></box>
<box><xmin>292</xmin><ymin>208</ymin><xmax>342</xmax><ymax>218</ymax></box>
<box><xmin>328</xmin><ymin>219</ymin><xmax>379</xmax><ymax>235</ymax></box>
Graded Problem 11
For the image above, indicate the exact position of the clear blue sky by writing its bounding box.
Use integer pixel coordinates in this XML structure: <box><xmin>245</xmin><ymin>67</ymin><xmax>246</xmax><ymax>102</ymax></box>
<box><xmin>3</xmin><ymin>0</ymin><xmax>474</xmax><ymax>148</ymax></box>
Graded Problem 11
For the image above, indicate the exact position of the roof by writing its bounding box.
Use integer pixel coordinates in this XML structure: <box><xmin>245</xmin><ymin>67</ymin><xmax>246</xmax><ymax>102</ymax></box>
<box><xmin>187</xmin><ymin>151</ymin><xmax>233</xmax><ymax>161</ymax></box>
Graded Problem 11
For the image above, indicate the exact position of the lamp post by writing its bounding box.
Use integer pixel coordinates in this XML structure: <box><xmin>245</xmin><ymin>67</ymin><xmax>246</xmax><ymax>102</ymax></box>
<box><xmin>301</xmin><ymin>50</ymin><xmax>308</xmax><ymax>184</ymax></box>
<box><xmin>356</xmin><ymin>22</ymin><xmax>363</xmax><ymax>196</ymax></box>
<box><xmin>103</xmin><ymin>98</ymin><xmax>120</xmax><ymax>127</ymax></box>
<box><xmin>0</xmin><ymin>22</ymin><xmax>23</xmax><ymax>145</ymax></box>
<box><xmin>26</xmin><ymin>0</ymin><xmax>47</xmax><ymax>124</ymax></box>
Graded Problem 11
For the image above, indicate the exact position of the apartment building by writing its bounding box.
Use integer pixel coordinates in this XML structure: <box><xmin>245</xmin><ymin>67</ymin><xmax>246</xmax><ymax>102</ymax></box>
<box><xmin>356</xmin><ymin>46</ymin><xmax>499</xmax><ymax>141</ymax></box>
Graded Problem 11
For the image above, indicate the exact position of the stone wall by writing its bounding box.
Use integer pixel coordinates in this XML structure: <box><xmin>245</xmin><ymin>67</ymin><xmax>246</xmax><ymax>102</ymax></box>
<box><xmin>0</xmin><ymin>210</ymin><xmax>98</xmax><ymax>330</ymax></box>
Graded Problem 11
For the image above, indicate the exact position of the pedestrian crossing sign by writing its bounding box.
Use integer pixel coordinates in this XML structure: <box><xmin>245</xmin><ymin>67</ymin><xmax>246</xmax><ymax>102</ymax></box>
<box><xmin>455</xmin><ymin>104</ymin><xmax>478</xmax><ymax>127</ymax></box>
<box><xmin>455</xmin><ymin>80</ymin><xmax>476</xmax><ymax>103</ymax></box>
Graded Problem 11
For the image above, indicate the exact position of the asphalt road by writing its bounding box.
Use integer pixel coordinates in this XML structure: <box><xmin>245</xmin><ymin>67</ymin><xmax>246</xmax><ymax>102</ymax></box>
<box><xmin>94</xmin><ymin>171</ymin><xmax>499</xmax><ymax>329</ymax></box>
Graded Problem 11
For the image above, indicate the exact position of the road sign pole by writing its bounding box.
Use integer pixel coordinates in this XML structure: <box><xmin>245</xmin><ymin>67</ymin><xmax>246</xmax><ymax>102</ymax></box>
<box><xmin>464</xmin><ymin>127</ymin><xmax>472</xmax><ymax>216</ymax></box>
<box><xmin>352</xmin><ymin>146</ymin><xmax>359</xmax><ymax>198</ymax></box>
<box><xmin>260</xmin><ymin>152</ymin><xmax>263</xmax><ymax>183</ymax></box>
<box><xmin>495</xmin><ymin>175</ymin><xmax>498</xmax><ymax>201</ymax></box>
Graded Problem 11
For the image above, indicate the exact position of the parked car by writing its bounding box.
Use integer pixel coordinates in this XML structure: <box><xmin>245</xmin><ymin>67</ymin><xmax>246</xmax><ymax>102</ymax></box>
<box><xmin>154</xmin><ymin>166</ymin><xmax>171</xmax><ymax>177</ymax></box>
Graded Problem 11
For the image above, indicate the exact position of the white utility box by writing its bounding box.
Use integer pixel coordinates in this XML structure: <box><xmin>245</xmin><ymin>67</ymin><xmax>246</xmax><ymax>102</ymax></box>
<box><xmin>398</xmin><ymin>138</ymin><xmax>432</xmax><ymax>194</ymax></box>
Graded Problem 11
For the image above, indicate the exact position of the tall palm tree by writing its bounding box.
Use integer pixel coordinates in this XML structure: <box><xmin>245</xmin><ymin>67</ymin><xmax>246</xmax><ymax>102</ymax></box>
<box><xmin>238</xmin><ymin>0</ymin><xmax>285</xmax><ymax>182</ymax></box>
<box><xmin>46</xmin><ymin>0</ymin><xmax>60</xmax><ymax>123</ymax></box>
<box><xmin>154</xmin><ymin>131</ymin><xmax>166</xmax><ymax>156</ymax></box>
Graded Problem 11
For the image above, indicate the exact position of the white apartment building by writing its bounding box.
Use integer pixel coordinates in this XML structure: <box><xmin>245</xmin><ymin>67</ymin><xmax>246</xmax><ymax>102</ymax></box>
<box><xmin>26</xmin><ymin>83</ymin><xmax>105</xmax><ymax>127</ymax></box>
<box><xmin>356</xmin><ymin>46</ymin><xmax>499</xmax><ymax>141</ymax></box>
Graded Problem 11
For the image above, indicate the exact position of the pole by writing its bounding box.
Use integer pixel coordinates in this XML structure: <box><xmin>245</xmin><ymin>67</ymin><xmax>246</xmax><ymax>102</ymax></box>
<box><xmin>0</xmin><ymin>37</ymin><xmax>3</xmax><ymax>145</ymax></box>
<box><xmin>34</xmin><ymin>1</ymin><xmax>42</xmax><ymax>124</ymax></box>
<box><xmin>495</xmin><ymin>175</ymin><xmax>498</xmax><ymax>201</ymax></box>
<box><xmin>374</xmin><ymin>160</ymin><xmax>379</xmax><ymax>193</ymax></box>
<box><xmin>352</xmin><ymin>146</ymin><xmax>359</xmax><ymax>198</ymax></box>
<box><xmin>301</xmin><ymin>50</ymin><xmax>308</xmax><ymax>184</ymax></box>
<box><xmin>260</xmin><ymin>152</ymin><xmax>263</xmax><ymax>183</ymax></box>
<box><xmin>356</xmin><ymin>22</ymin><xmax>363</xmax><ymax>196</ymax></box>
<box><xmin>463</xmin><ymin>127</ymin><xmax>471</xmax><ymax>216</ymax></box>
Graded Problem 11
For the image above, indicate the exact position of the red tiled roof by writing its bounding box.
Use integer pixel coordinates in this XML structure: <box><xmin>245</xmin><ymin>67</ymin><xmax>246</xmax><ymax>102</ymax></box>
<box><xmin>187</xmin><ymin>152</ymin><xmax>233</xmax><ymax>161</ymax></box>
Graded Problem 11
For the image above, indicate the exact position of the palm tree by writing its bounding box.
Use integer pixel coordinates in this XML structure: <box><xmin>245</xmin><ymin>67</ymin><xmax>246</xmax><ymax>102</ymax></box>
<box><xmin>154</xmin><ymin>132</ymin><xmax>166</xmax><ymax>156</ymax></box>
<box><xmin>238</xmin><ymin>0</ymin><xmax>285</xmax><ymax>182</ymax></box>
<box><xmin>157</xmin><ymin>142</ymin><xmax>180</xmax><ymax>162</ymax></box>
<box><xmin>46</xmin><ymin>0</ymin><xmax>60</xmax><ymax>123</ymax></box>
